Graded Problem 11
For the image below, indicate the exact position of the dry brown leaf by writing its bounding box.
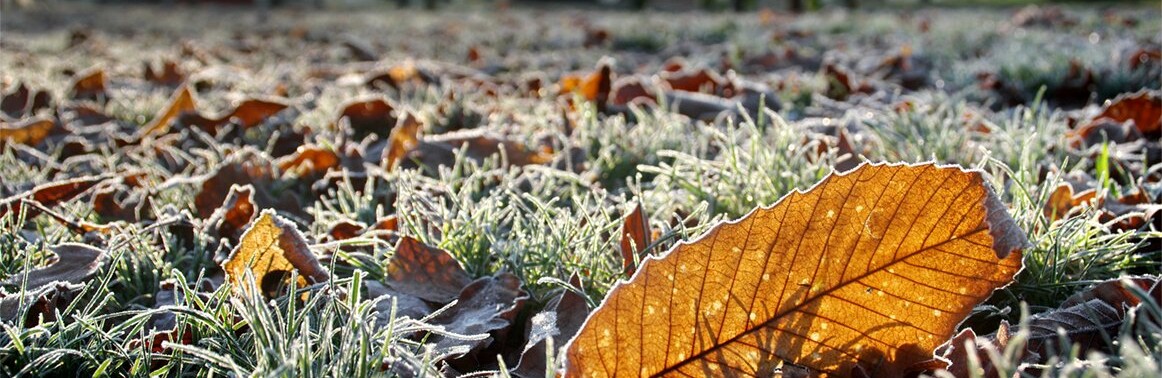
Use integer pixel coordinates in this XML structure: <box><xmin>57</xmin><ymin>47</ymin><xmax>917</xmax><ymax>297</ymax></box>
<box><xmin>205</xmin><ymin>184</ymin><xmax>257</xmax><ymax>243</ymax></box>
<box><xmin>0</xmin><ymin>282</ymin><xmax>83</xmax><ymax>327</ymax></box>
<box><xmin>144</xmin><ymin>60</ymin><xmax>185</xmax><ymax>87</ymax></box>
<box><xmin>0</xmin><ymin>116</ymin><xmax>56</xmax><ymax>147</ymax></box>
<box><xmin>184</xmin><ymin>98</ymin><xmax>289</xmax><ymax>133</ymax></box>
<box><xmin>193</xmin><ymin>155</ymin><xmax>301</xmax><ymax>220</ymax></box>
<box><xmin>0</xmin><ymin>83</ymin><xmax>50</xmax><ymax>118</ymax></box>
<box><xmin>1091</xmin><ymin>90</ymin><xmax>1161</xmax><ymax>135</ymax></box>
<box><xmin>70</xmin><ymin>68</ymin><xmax>107</xmax><ymax>101</ymax></box>
<box><xmin>141</xmin><ymin>85</ymin><xmax>197</xmax><ymax>137</ymax></box>
<box><xmin>0</xmin><ymin>175</ymin><xmax>110</xmax><ymax>220</ymax></box>
<box><xmin>275</xmin><ymin>145</ymin><xmax>341</xmax><ymax>177</ymax></box>
<box><xmin>619</xmin><ymin>202</ymin><xmax>651</xmax><ymax>276</ymax></box>
<box><xmin>661</xmin><ymin>68</ymin><xmax>727</xmax><ymax>95</ymax></box>
<box><xmin>610</xmin><ymin>77</ymin><xmax>656</xmax><ymax>106</ymax></box>
<box><xmin>514</xmin><ymin>274</ymin><xmax>591</xmax><ymax>378</ymax></box>
<box><xmin>432</xmin><ymin>274</ymin><xmax>528</xmax><ymax>360</ymax></box>
<box><xmin>564</xmin><ymin>162</ymin><xmax>1027</xmax><ymax>377</ymax></box>
<box><xmin>221</xmin><ymin>210</ymin><xmax>329</xmax><ymax>299</ymax></box>
<box><xmin>338</xmin><ymin>97</ymin><xmax>396</xmax><ymax>140</ymax></box>
<box><xmin>366</xmin><ymin>279</ymin><xmax>432</xmax><ymax>321</ymax></box>
<box><xmin>383</xmin><ymin>114</ymin><xmax>422</xmax><ymax>170</ymax></box>
<box><xmin>936</xmin><ymin>277</ymin><xmax>1160</xmax><ymax>378</ymax></box>
<box><xmin>386</xmin><ymin>236</ymin><xmax>472</xmax><ymax>303</ymax></box>
<box><xmin>2</xmin><ymin>243</ymin><xmax>107</xmax><ymax>290</ymax></box>
<box><xmin>396</xmin><ymin>131</ymin><xmax>554</xmax><ymax>171</ymax></box>
<box><xmin>560</xmin><ymin>62</ymin><xmax>612</xmax><ymax>110</ymax></box>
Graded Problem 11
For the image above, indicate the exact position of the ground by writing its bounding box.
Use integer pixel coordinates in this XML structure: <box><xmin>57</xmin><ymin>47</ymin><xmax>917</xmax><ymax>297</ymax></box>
<box><xmin>0</xmin><ymin>3</ymin><xmax>1159</xmax><ymax>377</ymax></box>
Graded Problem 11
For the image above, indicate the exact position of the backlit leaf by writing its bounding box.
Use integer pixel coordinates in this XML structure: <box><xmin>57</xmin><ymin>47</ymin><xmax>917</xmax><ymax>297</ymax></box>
<box><xmin>140</xmin><ymin>84</ymin><xmax>197</xmax><ymax>137</ymax></box>
<box><xmin>619</xmin><ymin>202</ymin><xmax>651</xmax><ymax>276</ymax></box>
<box><xmin>564</xmin><ymin>162</ymin><xmax>1027</xmax><ymax>377</ymax></box>
<box><xmin>0</xmin><ymin>116</ymin><xmax>56</xmax><ymax>147</ymax></box>
<box><xmin>222</xmin><ymin>210</ymin><xmax>329</xmax><ymax>299</ymax></box>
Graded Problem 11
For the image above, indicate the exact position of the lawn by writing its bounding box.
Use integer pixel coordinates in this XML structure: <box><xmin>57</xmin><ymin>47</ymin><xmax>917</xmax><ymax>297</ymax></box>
<box><xmin>0</xmin><ymin>2</ymin><xmax>1159</xmax><ymax>377</ymax></box>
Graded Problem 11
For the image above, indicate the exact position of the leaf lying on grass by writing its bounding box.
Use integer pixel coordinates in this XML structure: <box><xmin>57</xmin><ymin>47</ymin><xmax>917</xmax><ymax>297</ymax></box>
<box><xmin>565</xmin><ymin>162</ymin><xmax>1028</xmax><ymax>377</ymax></box>
<box><xmin>222</xmin><ymin>209</ymin><xmax>329</xmax><ymax>299</ymax></box>
<box><xmin>937</xmin><ymin>277</ymin><xmax>1161</xmax><ymax>377</ymax></box>
<box><xmin>0</xmin><ymin>244</ymin><xmax>107</xmax><ymax>325</ymax></box>
<box><xmin>2</xmin><ymin>243</ymin><xmax>107</xmax><ymax>290</ymax></box>
<box><xmin>385</xmin><ymin>236</ymin><xmax>472</xmax><ymax>303</ymax></box>
<box><xmin>0</xmin><ymin>175</ymin><xmax>112</xmax><ymax>221</ymax></box>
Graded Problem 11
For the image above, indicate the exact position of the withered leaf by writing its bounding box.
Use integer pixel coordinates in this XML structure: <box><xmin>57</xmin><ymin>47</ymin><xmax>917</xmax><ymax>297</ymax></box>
<box><xmin>222</xmin><ymin>210</ymin><xmax>329</xmax><ymax>299</ymax></box>
<box><xmin>386</xmin><ymin>237</ymin><xmax>472</xmax><ymax>303</ymax></box>
<box><xmin>140</xmin><ymin>85</ymin><xmax>197</xmax><ymax>137</ymax></box>
<box><xmin>144</xmin><ymin>60</ymin><xmax>185</xmax><ymax>87</ymax></box>
<box><xmin>514</xmin><ymin>274</ymin><xmax>591</xmax><ymax>378</ymax></box>
<box><xmin>183</xmin><ymin>98</ymin><xmax>289</xmax><ymax>133</ymax></box>
<box><xmin>937</xmin><ymin>277</ymin><xmax>1160</xmax><ymax>378</ymax></box>
<box><xmin>383</xmin><ymin>114</ymin><xmax>422</xmax><ymax>170</ymax></box>
<box><xmin>2</xmin><ymin>243</ymin><xmax>107</xmax><ymax>290</ymax></box>
<box><xmin>0</xmin><ymin>282</ymin><xmax>83</xmax><ymax>327</ymax></box>
<box><xmin>431</xmin><ymin>274</ymin><xmax>528</xmax><ymax>356</ymax></box>
<box><xmin>560</xmin><ymin>61</ymin><xmax>612</xmax><ymax>111</ymax></box>
<box><xmin>564</xmin><ymin>162</ymin><xmax>1027</xmax><ymax>377</ymax></box>
<box><xmin>204</xmin><ymin>184</ymin><xmax>257</xmax><ymax>243</ymax></box>
<box><xmin>0</xmin><ymin>175</ymin><xmax>110</xmax><ymax>220</ymax></box>
<box><xmin>338</xmin><ymin>98</ymin><xmax>396</xmax><ymax>140</ymax></box>
<box><xmin>619</xmin><ymin>202</ymin><xmax>651</xmax><ymax>276</ymax></box>
<box><xmin>1091</xmin><ymin>90</ymin><xmax>1161</xmax><ymax>135</ymax></box>
<box><xmin>397</xmin><ymin>131</ymin><xmax>554</xmax><ymax>171</ymax></box>
<box><xmin>1026</xmin><ymin>277</ymin><xmax>1159</xmax><ymax>356</ymax></box>
<box><xmin>275</xmin><ymin>145</ymin><xmax>341</xmax><ymax>177</ymax></box>
<box><xmin>0</xmin><ymin>116</ymin><xmax>56</xmax><ymax>147</ymax></box>
<box><xmin>1</xmin><ymin>83</ymin><xmax>33</xmax><ymax>117</ymax></box>
<box><xmin>366</xmin><ymin>280</ymin><xmax>432</xmax><ymax>322</ymax></box>
<box><xmin>70</xmin><ymin>68</ymin><xmax>107</xmax><ymax>101</ymax></box>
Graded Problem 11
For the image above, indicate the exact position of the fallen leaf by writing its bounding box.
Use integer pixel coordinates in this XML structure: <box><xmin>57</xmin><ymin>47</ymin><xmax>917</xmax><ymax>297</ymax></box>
<box><xmin>0</xmin><ymin>175</ymin><xmax>110</xmax><ymax>220</ymax></box>
<box><xmin>514</xmin><ymin>274</ymin><xmax>590</xmax><ymax>378</ymax></box>
<box><xmin>937</xmin><ymin>277</ymin><xmax>1159</xmax><ymax>377</ymax></box>
<box><xmin>193</xmin><ymin>155</ymin><xmax>302</xmax><ymax>220</ymax></box>
<box><xmin>1089</xmin><ymin>90</ymin><xmax>1162</xmax><ymax>135</ymax></box>
<box><xmin>204</xmin><ymin>184</ymin><xmax>257</xmax><ymax>243</ymax></box>
<box><xmin>560</xmin><ymin>61</ymin><xmax>612</xmax><ymax>110</ymax></box>
<box><xmin>337</xmin><ymin>97</ymin><xmax>397</xmax><ymax>140</ymax></box>
<box><xmin>383</xmin><ymin>114</ymin><xmax>422</xmax><ymax>170</ymax></box>
<box><xmin>610</xmin><ymin>76</ymin><xmax>656</xmax><ymax>106</ymax></box>
<box><xmin>144</xmin><ymin>60</ymin><xmax>185</xmax><ymax>87</ymax></box>
<box><xmin>275</xmin><ymin>145</ymin><xmax>341</xmax><ymax>177</ymax></box>
<box><xmin>91</xmin><ymin>184</ymin><xmax>153</xmax><ymax>222</ymax></box>
<box><xmin>2</xmin><ymin>243</ymin><xmax>107</xmax><ymax>290</ymax></box>
<box><xmin>386</xmin><ymin>237</ymin><xmax>472</xmax><ymax>303</ymax></box>
<box><xmin>70</xmin><ymin>68</ymin><xmax>107</xmax><ymax>101</ymax></box>
<box><xmin>140</xmin><ymin>85</ymin><xmax>197</xmax><ymax>137</ymax></box>
<box><xmin>397</xmin><ymin>131</ymin><xmax>553</xmax><ymax>171</ymax></box>
<box><xmin>432</xmin><ymin>273</ymin><xmax>528</xmax><ymax>359</ymax></box>
<box><xmin>1</xmin><ymin>83</ymin><xmax>32</xmax><ymax>116</ymax></box>
<box><xmin>183</xmin><ymin>98</ymin><xmax>289</xmax><ymax>133</ymax></box>
<box><xmin>564</xmin><ymin>162</ymin><xmax>1027</xmax><ymax>377</ymax></box>
<box><xmin>0</xmin><ymin>282</ymin><xmax>83</xmax><ymax>327</ymax></box>
<box><xmin>0</xmin><ymin>116</ymin><xmax>56</xmax><ymax>147</ymax></box>
<box><xmin>366</xmin><ymin>279</ymin><xmax>432</xmax><ymax>321</ymax></box>
<box><xmin>221</xmin><ymin>210</ymin><xmax>330</xmax><ymax>299</ymax></box>
<box><xmin>619</xmin><ymin>202</ymin><xmax>651</xmax><ymax>276</ymax></box>
<box><xmin>661</xmin><ymin>68</ymin><xmax>727</xmax><ymax>95</ymax></box>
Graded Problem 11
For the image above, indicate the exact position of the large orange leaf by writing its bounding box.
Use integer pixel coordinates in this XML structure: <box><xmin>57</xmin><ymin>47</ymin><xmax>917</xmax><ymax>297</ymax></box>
<box><xmin>564</xmin><ymin>162</ymin><xmax>1027</xmax><ymax>377</ymax></box>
